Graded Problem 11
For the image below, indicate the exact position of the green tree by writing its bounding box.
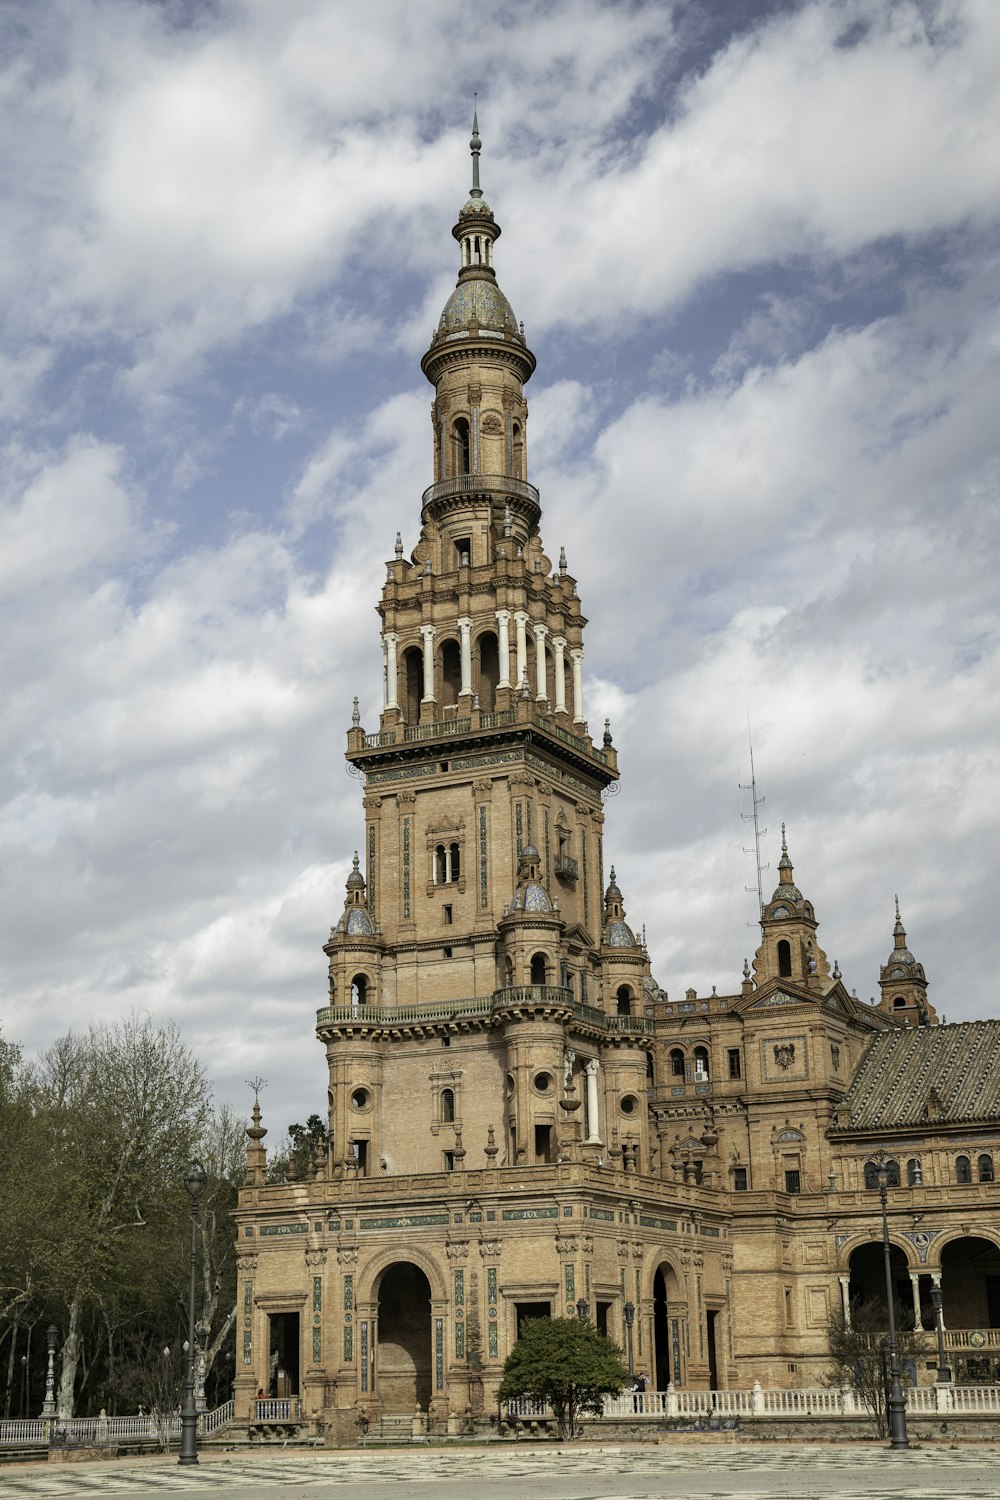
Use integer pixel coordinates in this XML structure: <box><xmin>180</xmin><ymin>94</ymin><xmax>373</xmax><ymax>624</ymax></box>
<box><xmin>497</xmin><ymin>1317</ymin><xmax>629</xmax><ymax>1439</ymax></box>
<box><xmin>827</xmin><ymin>1301</ymin><xmax>920</xmax><ymax>1438</ymax></box>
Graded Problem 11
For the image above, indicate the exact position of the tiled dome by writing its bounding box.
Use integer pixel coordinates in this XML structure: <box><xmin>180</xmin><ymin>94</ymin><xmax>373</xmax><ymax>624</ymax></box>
<box><xmin>438</xmin><ymin>277</ymin><xmax>517</xmax><ymax>336</ymax></box>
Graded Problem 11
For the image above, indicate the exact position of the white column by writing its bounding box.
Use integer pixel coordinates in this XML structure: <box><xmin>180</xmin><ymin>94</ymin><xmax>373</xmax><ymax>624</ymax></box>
<box><xmin>383</xmin><ymin>632</ymin><xmax>399</xmax><ymax>710</ymax></box>
<box><xmin>420</xmin><ymin>625</ymin><xmax>435</xmax><ymax>702</ymax></box>
<box><xmin>909</xmin><ymin>1273</ymin><xmax>922</xmax><ymax>1330</ymax></box>
<box><xmin>584</xmin><ymin>1059</ymin><xmax>602</xmax><ymax>1145</ymax></box>
<box><xmin>839</xmin><ymin>1275</ymin><xmax>851</xmax><ymax>1327</ymax></box>
<box><xmin>570</xmin><ymin>648</ymin><xmax>584</xmax><ymax>724</ymax></box>
<box><xmin>496</xmin><ymin>610</ymin><xmax>512</xmax><ymax>687</ymax></box>
<box><xmin>514</xmin><ymin>611</ymin><xmax>528</xmax><ymax>690</ymax></box>
<box><xmin>553</xmin><ymin>636</ymin><xmax>567</xmax><ymax>713</ymax></box>
<box><xmin>458</xmin><ymin>617</ymin><xmax>473</xmax><ymax>698</ymax></box>
<box><xmin>533</xmin><ymin>623</ymin><xmax>548</xmax><ymax>701</ymax></box>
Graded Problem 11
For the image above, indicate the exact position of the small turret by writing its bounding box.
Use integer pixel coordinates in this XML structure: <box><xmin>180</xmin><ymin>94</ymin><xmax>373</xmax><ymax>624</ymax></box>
<box><xmin>752</xmin><ymin>826</ymin><xmax>832</xmax><ymax>990</ymax></box>
<box><xmin>877</xmin><ymin>896</ymin><xmax>936</xmax><ymax>1025</ymax></box>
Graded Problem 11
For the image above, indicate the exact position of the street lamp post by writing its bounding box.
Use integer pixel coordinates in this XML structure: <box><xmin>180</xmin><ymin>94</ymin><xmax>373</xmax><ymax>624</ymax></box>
<box><xmin>928</xmin><ymin>1284</ymin><xmax>952</xmax><ymax>1384</ymax></box>
<box><xmin>40</xmin><ymin>1326</ymin><xmax>58</xmax><ymax>1419</ymax></box>
<box><xmin>876</xmin><ymin>1162</ymin><xmax>909</xmax><ymax>1450</ymax></box>
<box><xmin>623</xmin><ymin>1302</ymin><xmax>635</xmax><ymax>1380</ymax></box>
<box><xmin>20</xmin><ymin>1355</ymin><xmax>28</xmax><ymax>1419</ymax></box>
<box><xmin>575</xmin><ymin>1299</ymin><xmax>589</xmax><ymax>1322</ymax></box>
<box><xmin>179</xmin><ymin>1160</ymin><xmax>207</xmax><ymax>1466</ymax></box>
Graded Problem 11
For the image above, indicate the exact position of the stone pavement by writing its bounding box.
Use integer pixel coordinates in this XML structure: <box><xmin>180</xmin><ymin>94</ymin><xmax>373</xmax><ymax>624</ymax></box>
<box><xmin>0</xmin><ymin>1444</ymin><xmax>998</xmax><ymax>1500</ymax></box>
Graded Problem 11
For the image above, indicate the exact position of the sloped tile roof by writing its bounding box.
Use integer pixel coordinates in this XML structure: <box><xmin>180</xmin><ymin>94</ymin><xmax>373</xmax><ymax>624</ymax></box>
<box><xmin>833</xmin><ymin>1021</ymin><xmax>1000</xmax><ymax>1131</ymax></box>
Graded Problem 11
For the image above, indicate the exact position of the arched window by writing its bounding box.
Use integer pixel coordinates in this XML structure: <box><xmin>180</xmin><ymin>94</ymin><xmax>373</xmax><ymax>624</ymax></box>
<box><xmin>477</xmin><ymin>631</ymin><xmax>500</xmax><ymax>711</ymax></box>
<box><xmin>979</xmin><ymin>1154</ymin><xmax>994</xmax><ymax>1183</ymax></box>
<box><xmin>530</xmin><ymin>952</ymin><xmax>547</xmax><ymax>985</ymax></box>
<box><xmin>452</xmin><ymin>416</ymin><xmax>471</xmax><ymax>475</ymax></box>
<box><xmin>441</xmin><ymin>1088</ymin><xmax>455</xmax><ymax>1123</ymax></box>
<box><xmin>669</xmin><ymin>1048</ymin><xmax>685</xmax><ymax>1077</ymax></box>
<box><xmin>693</xmin><ymin>1047</ymin><xmax>709</xmax><ymax>1081</ymax></box>
<box><xmin>449</xmin><ymin>842</ymin><xmax>461</xmax><ymax>881</ymax></box>
<box><xmin>440</xmin><ymin>638</ymin><xmax>461</xmax><ymax>706</ymax></box>
<box><xmin>616</xmin><ymin>986</ymin><xmax>632</xmax><ymax>1017</ymax></box>
<box><xmin>777</xmin><ymin>939</ymin><xmax>792</xmax><ymax>978</ymax></box>
<box><xmin>863</xmin><ymin>1159</ymin><xmax>899</xmax><ymax>1189</ymax></box>
<box><xmin>434</xmin><ymin>844</ymin><xmax>447</xmax><ymax>883</ymax></box>
<box><xmin>511</xmin><ymin>421</ymin><xmax>523</xmax><ymax>478</ymax></box>
<box><xmin>579</xmin><ymin>971</ymin><xmax>588</xmax><ymax>1003</ymax></box>
<box><xmin>864</xmin><ymin>1161</ymin><xmax>879</xmax><ymax>1191</ymax></box>
<box><xmin>906</xmin><ymin>1158</ymin><xmax>922</xmax><ymax>1187</ymax></box>
<box><xmin>402</xmin><ymin>644</ymin><xmax>423</xmax><ymax>724</ymax></box>
<box><xmin>351</xmin><ymin>974</ymin><xmax>368</xmax><ymax>1008</ymax></box>
<box><xmin>893</xmin><ymin>995</ymin><xmax>907</xmax><ymax>1008</ymax></box>
<box><xmin>956</xmin><ymin>1154</ymin><xmax>973</xmax><ymax>1185</ymax></box>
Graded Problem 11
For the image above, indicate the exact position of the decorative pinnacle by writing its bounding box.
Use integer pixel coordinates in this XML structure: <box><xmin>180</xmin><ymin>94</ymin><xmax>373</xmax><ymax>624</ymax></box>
<box><xmin>351</xmin><ymin>695</ymin><xmax>360</xmax><ymax>727</ymax></box>
<box><xmin>781</xmin><ymin>822</ymin><xmax>787</xmax><ymax>853</ymax></box>
<box><xmin>470</xmin><ymin>97</ymin><xmax>482</xmax><ymax>197</ymax></box>
<box><xmin>559</xmin><ymin>545</ymin><xmax>568</xmax><ymax>574</ymax></box>
<box><xmin>394</xmin><ymin>531</ymin><xmax>403</xmax><ymax>560</ymax></box>
<box><xmin>352</xmin><ymin>851</ymin><xmax>360</xmax><ymax>873</ymax></box>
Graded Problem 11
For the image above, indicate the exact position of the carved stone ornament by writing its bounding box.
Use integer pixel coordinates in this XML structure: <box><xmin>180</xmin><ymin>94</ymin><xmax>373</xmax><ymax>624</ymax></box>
<box><xmin>555</xmin><ymin>1235</ymin><xmax>579</xmax><ymax>1257</ymax></box>
<box><xmin>305</xmin><ymin>1249</ymin><xmax>327</xmax><ymax>1268</ymax></box>
<box><xmin>236</xmin><ymin>1254</ymin><xmax>259</xmax><ymax>1274</ymax></box>
<box><xmin>446</xmin><ymin>1241</ymin><xmax>470</xmax><ymax>1261</ymax></box>
<box><xmin>473</xmin><ymin>781</ymin><xmax>493</xmax><ymax>800</ymax></box>
<box><xmin>336</xmin><ymin>1246</ymin><xmax>359</xmax><ymax>1267</ymax></box>
<box><xmin>481</xmin><ymin>411</ymin><xmax>503</xmax><ymax>436</ymax></box>
<box><xmin>397</xmin><ymin>790</ymin><xmax>416</xmax><ymax>807</ymax></box>
<box><xmin>479</xmin><ymin>1240</ymin><xmax>502</xmax><ymax>1259</ymax></box>
<box><xmin>773</xmin><ymin>1042</ymin><xmax>796</xmax><ymax>1071</ymax></box>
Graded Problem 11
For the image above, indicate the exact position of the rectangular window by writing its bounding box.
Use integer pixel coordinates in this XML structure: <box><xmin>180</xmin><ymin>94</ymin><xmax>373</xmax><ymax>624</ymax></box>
<box><xmin>350</xmin><ymin>1140</ymin><xmax>368</xmax><ymax>1176</ymax></box>
<box><xmin>444</xmin><ymin>1151</ymin><xmax>456</xmax><ymax>1172</ymax></box>
<box><xmin>784</xmin><ymin>1169</ymin><xmax>801</xmax><ymax>1195</ymax></box>
<box><xmin>727</xmin><ymin>1048</ymin><xmax>742</xmax><ymax>1080</ymax></box>
<box><xmin>733</xmin><ymin>1167</ymin><xmax>748</xmax><ymax>1192</ymax></box>
<box><xmin>443</xmin><ymin>904</ymin><xmax>453</xmax><ymax>925</ymax></box>
<box><xmin>455</xmin><ymin>537</ymin><xmax>471</xmax><ymax>567</ymax></box>
<box><xmin>534</xmin><ymin>1124</ymin><xmax>553</xmax><ymax>1163</ymax></box>
<box><xmin>443</xmin><ymin>946</ymin><xmax>453</xmax><ymax>958</ymax></box>
<box><xmin>515</xmin><ymin>1302</ymin><xmax>551</xmax><ymax>1338</ymax></box>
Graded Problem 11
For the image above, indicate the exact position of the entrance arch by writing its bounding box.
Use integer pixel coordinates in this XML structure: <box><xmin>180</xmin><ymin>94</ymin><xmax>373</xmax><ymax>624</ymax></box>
<box><xmin>848</xmin><ymin>1240</ymin><xmax>914</xmax><ymax>1328</ymax></box>
<box><xmin>652</xmin><ymin>1261</ymin><xmax>683</xmax><ymax>1389</ymax></box>
<box><xmin>376</xmin><ymin>1262</ymin><xmax>432</xmax><ymax>1412</ymax></box>
<box><xmin>940</xmin><ymin>1235</ymin><xmax>1000</xmax><ymax>1330</ymax></box>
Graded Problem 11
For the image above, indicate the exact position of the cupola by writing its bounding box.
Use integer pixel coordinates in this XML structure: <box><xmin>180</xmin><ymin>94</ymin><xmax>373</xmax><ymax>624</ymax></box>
<box><xmin>876</xmin><ymin>896</ymin><xmax>936</xmax><ymax>1025</ymax></box>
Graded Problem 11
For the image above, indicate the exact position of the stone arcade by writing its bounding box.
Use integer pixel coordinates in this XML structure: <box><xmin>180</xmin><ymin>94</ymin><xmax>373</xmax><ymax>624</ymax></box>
<box><xmin>234</xmin><ymin>120</ymin><xmax>1000</xmax><ymax>1441</ymax></box>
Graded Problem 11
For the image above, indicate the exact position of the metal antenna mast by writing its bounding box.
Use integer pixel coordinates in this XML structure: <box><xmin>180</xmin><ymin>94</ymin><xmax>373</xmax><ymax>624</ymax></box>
<box><xmin>740</xmin><ymin>725</ymin><xmax>768</xmax><ymax>919</ymax></box>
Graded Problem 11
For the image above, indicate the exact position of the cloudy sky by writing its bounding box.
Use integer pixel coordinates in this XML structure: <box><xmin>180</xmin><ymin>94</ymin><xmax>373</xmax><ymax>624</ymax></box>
<box><xmin>2</xmin><ymin>0</ymin><xmax>998</xmax><ymax>1135</ymax></box>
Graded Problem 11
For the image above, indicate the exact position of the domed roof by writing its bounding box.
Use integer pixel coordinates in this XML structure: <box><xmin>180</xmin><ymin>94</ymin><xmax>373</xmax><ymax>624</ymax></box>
<box><xmin>521</xmin><ymin>842</ymin><xmax>541</xmax><ymax>862</ymax></box>
<box><xmin>438</xmin><ymin>277</ymin><xmax>517</xmax><ymax>336</ymax></box>
<box><xmin>338</xmin><ymin>906</ymin><xmax>374</xmax><ymax>936</ymax></box>
<box><xmin>459</xmin><ymin>193</ymin><xmax>494</xmax><ymax>220</ymax></box>
<box><xmin>522</xmin><ymin>883</ymin><xmax>552</xmax><ymax>914</ymax></box>
<box><xmin>606</xmin><ymin>920</ymin><xmax>636</xmax><ymax>948</ymax></box>
<box><xmin>770</xmin><ymin>882</ymin><xmax>802</xmax><ymax>904</ymax></box>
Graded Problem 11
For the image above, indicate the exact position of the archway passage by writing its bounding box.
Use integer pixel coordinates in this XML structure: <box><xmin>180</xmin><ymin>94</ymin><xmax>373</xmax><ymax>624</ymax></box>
<box><xmin>941</xmin><ymin>1236</ymin><xmax>1000</xmax><ymax>1327</ymax></box>
<box><xmin>848</xmin><ymin>1241</ymin><xmax>914</xmax><ymax>1329</ymax></box>
<box><xmin>653</xmin><ymin>1263</ymin><xmax>682</xmax><ymax>1389</ymax></box>
<box><xmin>376</xmin><ymin>1262</ymin><xmax>432</xmax><ymax>1412</ymax></box>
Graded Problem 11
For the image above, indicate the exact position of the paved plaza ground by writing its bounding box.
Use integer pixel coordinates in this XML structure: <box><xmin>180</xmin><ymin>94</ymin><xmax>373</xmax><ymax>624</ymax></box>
<box><xmin>1</xmin><ymin>1446</ymin><xmax>1000</xmax><ymax>1500</ymax></box>
<box><xmin>1</xmin><ymin>1443</ymin><xmax>999</xmax><ymax>1500</ymax></box>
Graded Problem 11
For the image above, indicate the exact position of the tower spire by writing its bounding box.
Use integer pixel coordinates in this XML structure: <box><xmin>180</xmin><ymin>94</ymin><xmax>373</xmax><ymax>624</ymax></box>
<box><xmin>470</xmin><ymin>97</ymin><xmax>482</xmax><ymax>198</ymax></box>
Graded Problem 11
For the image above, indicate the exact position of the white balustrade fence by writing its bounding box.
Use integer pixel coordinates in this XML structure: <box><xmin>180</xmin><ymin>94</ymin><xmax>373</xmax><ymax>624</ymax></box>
<box><xmin>512</xmin><ymin>1382</ymin><xmax>1000</xmax><ymax>1424</ymax></box>
<box><xmin>0</xmin><ymin>1399</ymin><xmax>236</xmax><ymax>1448</ymax></box>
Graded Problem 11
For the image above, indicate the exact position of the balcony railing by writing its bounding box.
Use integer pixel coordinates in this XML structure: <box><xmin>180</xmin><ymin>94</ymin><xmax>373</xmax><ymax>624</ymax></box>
<box><xmin>421</xmin><ymin>473</ymin><xmax>540</xmax><ymax>510</ymax></box>
<box><xmin>554</xmin><ymin>853</ymin><xmax>579</xmax><ymax>880</ymax></box>
<box><xmin>316</xmin><ymin>989</ymin><xmax>652</xmax><ymax>1037</ymax></box>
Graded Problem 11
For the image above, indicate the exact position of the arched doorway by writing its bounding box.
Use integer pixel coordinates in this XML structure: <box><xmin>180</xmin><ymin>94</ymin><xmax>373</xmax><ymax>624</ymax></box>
<box><xmin>376</xmin><ymin>1262</ymin><xmax>432</xmax><ymax>1412</ymax></box>
<box><xmin>940</xmin><ymin>1236</ymin><xmax>1000</xmax><ymax>1380</ymax></box>
<box><xmin>848</xmin><ymin>1241</ymin><xmax>914</xmax><ymax>1329</ymax></box>
<box><xmin>652</xmin><ymin>1262</ymin><xmax>683</xmax><ymax>1389</ymax></box>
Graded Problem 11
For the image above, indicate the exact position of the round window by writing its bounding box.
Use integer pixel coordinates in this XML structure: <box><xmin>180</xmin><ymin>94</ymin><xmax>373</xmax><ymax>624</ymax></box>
<box><xmin>350</xmin><ymin>1087</ymin><xmax>371</xmax><ymax>1110</ymax></box>
<box><xmin>534</xmin><ymin>1071</ymin><xmax>553</xmax><ymax>1094</ymax></box>
<box><xmin>619</xmin><ymin>1094</ymin><xmax>638</xmax><ymax>1116</ymax></box>
<box><xmin>506</xmin><ymin>1073</ymin><xmax>516</xmax><ymax>1097</ymax></box>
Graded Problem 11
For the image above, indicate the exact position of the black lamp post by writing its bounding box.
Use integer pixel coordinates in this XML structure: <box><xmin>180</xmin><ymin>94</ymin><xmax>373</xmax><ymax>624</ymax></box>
<box><xmin>623</xmin><ymin>1301</ymin><xmax>635</xmax><ymax>1380</ymax></box>
<box><xmin>179</xmin><ymin>1159</ymin><xmax>207</xmax><ymax>1466</ymax></box>
<box><xmin>20</xmin><ymin>1354</ymin><xmax>28</xmax><ymax>1419</ymax></box>
<box><xmin>41</xmin><ymin>1325</ymin><xmax>58</xmax><ymax>1418</ymax></box>
<box><xmin>876</xmin><ymin>1161</ymin><xmax>909</xmax><ymax>1450</ymax></box>
<box><xmin>928</xmin><ymin>1284</ymin><xmax>952</xmax><ymax>1384</ymax></box>
<box><xmin>575</xmin><ymin>1298</ymin><xmax>589</xmax><ymax>1322</ymax></box>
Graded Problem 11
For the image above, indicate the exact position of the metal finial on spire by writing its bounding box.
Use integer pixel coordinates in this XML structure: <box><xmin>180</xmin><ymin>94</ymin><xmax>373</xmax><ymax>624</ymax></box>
<box><xmin>351</xmin><ymin>695</ymin><xmax>360</xmax><ymax>727</ymax></box>
<box><xmin>470</xmin><ymin>96</ymin><xmax>482</xmax><ymax>197</ymax></box>
<box><xmin>781</xmin><ymin>821</ymin><xmax>787</xmax><ymax>853</ymax></box>
<box><xmin>894</xmin><ymin>893</ymin><xmax>901</xmax><ymax>920</ymax></box>
<box><xmin>394</xmin><ymin>531</ymin><xmax>403</xmax><ymax>560</ymax></box>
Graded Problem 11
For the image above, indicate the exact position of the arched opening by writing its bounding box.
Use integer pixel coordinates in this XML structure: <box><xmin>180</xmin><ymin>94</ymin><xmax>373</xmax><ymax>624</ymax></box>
<box><xmin>351</xmin><ymin>974</ymin><xmax>368</xmax><ymax>1008</ymax></box>
<box><xmin>616</xmin><ymin>986</ymin><xmax>632</xmax><ymax>1017</ymax></box>
<box><xmin>693</xmin><ymin>1046</ymin><xmax>709</xmax><ymax>1082</ymax></box>
<box><xmin>893</xmin><ymin>995</ymin><xmax>907</xmax><ymax>1009</ymax></box>
<box><xmin>449</xmin><ymin>842</ymin><xmax>461</xmax><ymax>881</ymax></box>
<box><xmin>561</xmin><ymin>655</ymin><xmax>572</xmax><ymax>714</ymax></box>
<box><xmin>848</xmin><ymin>1240</ymin><xmax>914</xmax><ymax>1331</ymax></box>
<box><xmin>530</xmin><ymin>952</ymin><xmax>547</xmax><ymax>985</ymax></box>
<box><xmin>511</xmin><ymin>421</ymin><xmax>523</xmax><ymax>479</ymax></box>
<box><xmin>434</xmin><ymin>844</ymin><xmax>447</xmax><ymax>884</ymax></box>
<box><xmin>441</xmin><ymin>1088</ymin><xmax>455</xmax><ymax>1123</ymax></box>
<box><xmin>402</xmin><ymin>645</ymin><xmax>423</xmax><ymax>723</ymax></box>
<box><xmin>452</xmin><ymin>417</ymin><xmax>470</xmax><ymax>476</ymax></box>
<box><xmin>864</xmin><ymin>1158</ymin><xmax>900</xmax><ymax>1189</ymax></box>
<box><xmin>906</xmin><ymin>1158</ymin><xmax>922</xmax><ymax>1187</ymax></box>
<box><xmin>956</xmin><ymin>1155</ymin><xmax>973</xmax><ymax>1185</ymax></box>
<box><xmin>669</xmin><ymin>1048</ymin><xmax>685</xmax><ymax>1078</ymax></box>
<box><xmin>940</xmin><ymin>1237</ymin><xmax>1000</xmax><ymax>1365</ymax></box>
<box><xmin>777</xmin><ymin>939</ymin><xmax>792</xmax><ymax>978</ymax></box>
<box><xmin>652</xmin><ymin>1263</ymin><xmax>682</xmax><ymax>1389</ymax></box>
<box><xmin>375</xmin><ymin>1262</ymin><xmax>432</xmax><ymax>1412</ymax></box>
<box><xmin>440</xmin><ymin>639</ymin><xmax>461</xmax><ymax>708</ymax></box>
<box><xmin>477</xmin><ymin>631</ymin><xmax>500</xmax><ymax>711</ymax></box>
<box><xmin>979</xmin><ymin>1154</ymin><xmax>994</xmax><ymax>1183</ymax></box>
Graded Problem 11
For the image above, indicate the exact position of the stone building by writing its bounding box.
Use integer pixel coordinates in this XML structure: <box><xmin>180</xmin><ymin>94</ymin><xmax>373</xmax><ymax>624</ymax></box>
<box><xmin>234</xmin><ymin>120</ymin><xmax>1000</xmax><ymax>1440</ymax></box>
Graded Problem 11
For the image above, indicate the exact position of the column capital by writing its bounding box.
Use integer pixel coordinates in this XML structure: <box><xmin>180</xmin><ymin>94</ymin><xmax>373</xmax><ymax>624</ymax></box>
<box><xmin>513</xmin><ymin>609</ymin><xmax>529</xmax><ymax>624</ymax></box>
<box><xmin>495</xmin><ymin>608</ymin><xmax>511</xmax><ymax>624</ymax></box>
<box><xmin>533</xmin><ymin>621</ymin><xmax>548</xmax><ymax>639</ymax></box>
<box><xmin>383</xmin><ymin>630</ymin><xmax>399</xmax><ymax>645</ymax></box>
<box><xmin>457</xmin><ymin>616</ymin><xmax>473</xmax><ymax>632</ymax></box>
<box><xmin>552</xmin><ymin>635</ymin><xmax>567</xmax><ymax>652</ymax></box>
<box><xmin>420</xmin><ymin>624</ymin><xmax>435</xmax><ymax>640</ymax></box>
<box><xmin>570</xmin><ymin>646</ymin><xmax>584</xmax><ymax>662</ymax></box>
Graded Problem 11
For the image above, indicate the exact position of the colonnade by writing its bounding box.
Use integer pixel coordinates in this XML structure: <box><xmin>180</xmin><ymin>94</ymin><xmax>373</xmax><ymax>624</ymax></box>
<box><xmin>382</xmin><ymin>613</ymin><xmax>585</xmax><ymax>722</ymax></box>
